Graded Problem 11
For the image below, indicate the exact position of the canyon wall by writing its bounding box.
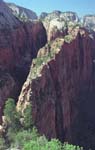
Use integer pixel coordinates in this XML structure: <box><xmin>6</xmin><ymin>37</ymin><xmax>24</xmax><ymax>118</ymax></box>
<box><xmin>17</xmin><ymin>28</ymin><xmax>95</xmax><ymax>149</ymax></box>
<box><xmin>1</xmin><ymin>1</ymin><xmax>95</xmax><ymax>149</ymax></box>
<box><xmin>0</xmin><ymin>1</ymin><xmax>47</xmax><ymax>122</ymax></box>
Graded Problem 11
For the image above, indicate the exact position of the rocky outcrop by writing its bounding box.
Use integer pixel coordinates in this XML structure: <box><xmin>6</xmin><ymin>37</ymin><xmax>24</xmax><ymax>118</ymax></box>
<box><xmin>7</xmin><ymin>2</ymin><xmax>37</xmax><ymax>21</ymax></box>
<box><xmin>0</xmin><ymin>1</ymin><xmax>47</xmax><ymax>122</ymax></box>
<box><xmin>39</xmin><ymin>11</ymin><xmax>79</xmax><ymax>22</ymax></box>
<box><xmin>40</xmin><ymin>12</ymin><xmax>95</xmax><ymax>37</ymax></box>
<box><xmin>40</xmin><ymin>11</ymin><xmax>80</xmax><ymax>41</ymax></box>
<box><xmin>17</xmin><ymin>28</ymin><xmax>95</xmax><ymax>149</ymax></box>
<box><xmin>39</xmin><ymin>11</ymin><xmax>95</xmax><ymax>43</ymax></box>
<box><xmin>0</xmin><ymin>1</ymin><xmax>47</xmax><ymax>77</ymax></box>
<box><xmin>83</xmin><ymin>15</ymin><xmax>95</xmax><ymax>31</ymax></box>
<box><xmin>39</xmin><ymin>12</ymin><xmax>48</xmax><ymax>20</ymax></box>
<box><xmin>0</xmin><ymin>1</ymin><xmax>21</xmax><ymax>29</ymax></box>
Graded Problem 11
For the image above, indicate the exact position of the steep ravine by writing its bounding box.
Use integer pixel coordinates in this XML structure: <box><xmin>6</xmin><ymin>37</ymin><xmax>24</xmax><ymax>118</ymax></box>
<box><xmin>0</xmin><ymin>21</ymin><xmax>47</xmax><ymax>121</ymax></box>
<box><xmin>0</xmin><ymin>0</ymin><xmax>47</xmax><ymax>122</ymax></box>
<box><xmin>17</xmin><ymin>28</ymin><xmax>95</xmax><ymax>149</ymax></box>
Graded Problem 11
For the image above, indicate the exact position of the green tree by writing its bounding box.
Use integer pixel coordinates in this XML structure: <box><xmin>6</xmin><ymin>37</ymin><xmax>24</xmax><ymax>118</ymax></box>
<box><xmin>4</xmin><ymin>98</ymin><xmax>20</xmax><ymax>130</ymax></box>
<box><xmin>24</xmin><ymin>138</ymin><xmax>63</xmax><ymax>150</ymax></box>
<box><xmin>4</xmin><ymin>98</ymin><xmax>16</xmax><ymax>123</ymax></box>
<box><xmin>9</xmin><ymin>127</ymin><xmax>38</xmax><ymax>149</ymax></box>
<box><xmin>24</xmin><ymin>139</ymin><xmax>84</xmax><ymax>150</ymax></box>
<box><xmin>0</xmin><ymin>138</ymin><xmax>6</xmax><ymax>150</ymax></box>
<box><xmin>23</xmin><ymin>105</ymin><xmax>33</xmax><ymax>129</ymax></box>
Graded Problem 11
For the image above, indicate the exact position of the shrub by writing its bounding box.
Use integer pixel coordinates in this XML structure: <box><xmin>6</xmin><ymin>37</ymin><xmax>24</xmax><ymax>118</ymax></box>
<box><xmin>6</xmin><ymin>127</ymin><xmax>17</xmax><ymax>144</ymax></box>
<box><xmin>24</xmin><ymin>139</ymin><xmax>84</xmax><ymax>150</ymax></box>
<box><xmin>63</xmin><ymin>142</ymin><xmax>83</xmax><ymax>150</ymax></box>
<box><xmin>24</xmin><ymin>138</ymin><xmax>63</xmax><ymax>150</ymax></box>
<box><xmin>10</xmin><ymin>127</ymin><xmax>38</xmax><ymax>149</ymax></box>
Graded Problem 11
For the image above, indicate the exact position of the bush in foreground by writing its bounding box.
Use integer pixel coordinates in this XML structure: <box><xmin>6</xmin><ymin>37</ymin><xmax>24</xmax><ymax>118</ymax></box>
<box><xmin>3</xmin><ymin>98</ymin><xmax>84</xmax><ymax>150</ymax></box>
<box><xmin>24</xmin><ymin>137</ymin><xmax>63</xmax><ymax>150</ymax></box>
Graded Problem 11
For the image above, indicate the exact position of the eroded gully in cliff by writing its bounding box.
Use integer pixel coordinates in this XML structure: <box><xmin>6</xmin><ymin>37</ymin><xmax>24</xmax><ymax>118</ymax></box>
<box><xmin>48</xmin><ymin>62</ymin><xmax>65</xmax><ymax>142</ymax></box>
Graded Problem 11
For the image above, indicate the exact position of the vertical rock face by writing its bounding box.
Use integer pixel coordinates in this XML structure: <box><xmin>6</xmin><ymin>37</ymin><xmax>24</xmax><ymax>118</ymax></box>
<box><xmin>83</xmin><ymin>15</ymin><xmax>95</xmax><ymax>31</ymax></box>
<box><xmin>7</xmin><ymin>3</ymin><xmax>37</xmax><ymax>21</ymax></box>
<box><xmin>0</xmin><ymin>0</ymin><xmax>47</xmax><ymax>71</ymax></box>
<box><xmin>0</xmin><ymin>20</ymin><xmax>47</xmax><ymax>91</ymax></box>
<box><xmin>0</xmin><ymin>21</ymin><xmax>47</xmax><ymax>71</ymax></box>
<box><xmin>0</xmin><ymin>1</ymin><xmax>21</xmax><ymax>29</ymax></box>
<box><xmin>0</xmin><ymin>71</ymin><xmax>16</xmax><ymax>122</ymax></box>
<box><xmin>17</xmin><ymin>28</ymin><xmax>95</xmax><ymax>149</ymax></box>
<box><xmin>0</xmin><ymin>21</ymin><xmax>47</xmax><ymax>121</ymax></box>
<box><xmin>0</xmin><ymin>1</ymin><xmax>47</xmax><ymax>122</ymax></box>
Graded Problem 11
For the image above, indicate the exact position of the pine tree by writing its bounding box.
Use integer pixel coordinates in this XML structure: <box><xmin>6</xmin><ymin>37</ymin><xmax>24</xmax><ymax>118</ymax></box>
<box><xmin>4</xmin><ymin>98</ymin><xmax>20</xmax><ymax>130</ymax></box>
<box><xmin>23</xmin><ymin>105</ymin><xmax>33</xmax><ymax>129</ymax></box>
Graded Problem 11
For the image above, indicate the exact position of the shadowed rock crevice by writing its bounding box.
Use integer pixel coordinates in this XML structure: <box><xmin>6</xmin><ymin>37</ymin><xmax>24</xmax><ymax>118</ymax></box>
<box><xmin>55</xmin><ymin>84</ymin><xmax>64</xmax><ymax>142</ymax></box>
<box><xmin>78</xmin><ymin>32</ymin><xmax>84</xmax><ymax>69</ymax></box>
<box><xmin>9</xmin><ymin>21</ymin><xmax>47</xmax><ymax>98</ymax></box>
<box><xmin>48</xmin><ymin>63</ymin><xmax>65</xmax><ymax>141</ymax></box>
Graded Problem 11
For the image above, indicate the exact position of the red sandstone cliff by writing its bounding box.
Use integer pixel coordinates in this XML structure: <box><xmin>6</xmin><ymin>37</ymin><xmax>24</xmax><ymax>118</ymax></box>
<box><xmin>17</xmin><ymin>28</ymin><xmax>95</xmax><ymax>149</ymax></box>
<box><xmin>0</xmin><ymin>21</ymin><xmax>47</xmax><ymax>71</ymax></box>
<box><xmin>0</xmin><ymin>1</ymin><xmax>47</xmax><ymax>71</ymax></box>
<box><xmin>0</xmin><ymin>1</ymin><xmax>47</xmax><ymax>122</ymax></box>
<box><xmin>0</xmin><ymin>71</ymin><xmax>16</xmax><ymax>122</ymax></box>
<box><xmin>0</xmin><ymin>21</ymin><xmax>47</xmax><ymax>120</ymax></box>
<box><xmin>1</xmin><ymin>1</ymin><xmax>95</xmax><ymax>149</ymax></box>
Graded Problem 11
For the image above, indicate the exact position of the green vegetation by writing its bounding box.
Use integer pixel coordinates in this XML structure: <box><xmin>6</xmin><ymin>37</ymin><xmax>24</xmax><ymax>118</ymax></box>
<box><xmin>24</xmin><ymin>137</ymin><xmax>63</xmax><ymax>150</ymax></box>
<box><xmin>24</xmin><ymin>140</ymin><xmax>83</xmax><ymax>150</ymax></box>
<box><xmin>30</xmin><ymin>50</ymin><xmax>54</xmax><ymax>79</ymax></box>
<box><xmin>23</xmin><ymin>105</ymin><xmax>33</xmax><ymax>129</ymax></box>
<box><xmin>4</xmin><ymin>98</ymin><xmax>20</xmax><ymax>131</ymax></box>
<box><xmin>64</xmin><ymin>34</ymin><xmax>73</xmax><ymax>43</ymax></box>
<box><xmin>0</xmin><ymin>138</ymin><xmax>6</xmax><ymax>150</ymax></box>
<box><xmin>4</xmin><ymin>98</ymin><xmax>16</xmax><ymax>123</ymax></box>
<box><xmin>9</xmin><ymin>127</ymin><xmax>39</xmax><ymax>149</ymax></box>
<box><xmin>30</xmin><ymin>57</ymin><xmax>47</xmax><ymax>79</ymax></box>
<box><xmin>1</xmin><ymin>98</ymin><xmax>84</xmax><ymax>150</ymax></box>
<box><xmin>30</xmin><ymin>40</ymin><xmax>62</xmax><ymax>79</ymax></box>
<box><xmin>63</xmin><ymin>143</ymin><xmax>83</xmax><ymax>150</ymax></box>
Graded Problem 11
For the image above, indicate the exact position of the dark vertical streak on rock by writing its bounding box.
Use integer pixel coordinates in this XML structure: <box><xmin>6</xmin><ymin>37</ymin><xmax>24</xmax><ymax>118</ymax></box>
<box><xmin>48</xmin><ymin>63</ymin><xmax>65</xmax><ymax>142</ymax></box>
<box><xmin>55</xmin><ymin>83</ymin><xmax>65</xmax><ymax>142</ymax></box>
<box><xmin>78</xmin><ymin>33</ymin><xmax>84</xmax><ymax>70</ymax></box>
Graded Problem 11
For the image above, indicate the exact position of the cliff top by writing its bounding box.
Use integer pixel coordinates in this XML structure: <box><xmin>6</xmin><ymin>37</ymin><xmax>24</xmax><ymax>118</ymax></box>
<box><xmin>0</xmin><ymin>1</ymin><xmax>21</xmax><ymax>29</ymax></box>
